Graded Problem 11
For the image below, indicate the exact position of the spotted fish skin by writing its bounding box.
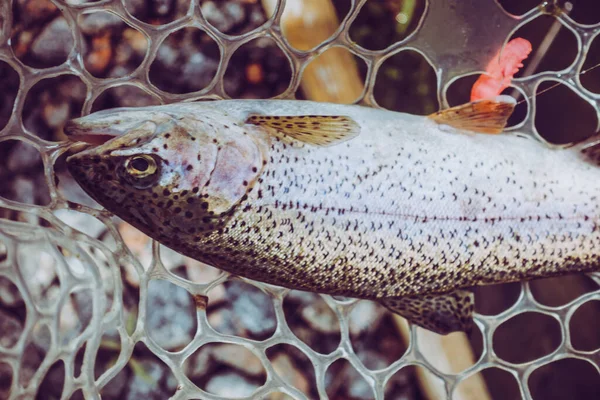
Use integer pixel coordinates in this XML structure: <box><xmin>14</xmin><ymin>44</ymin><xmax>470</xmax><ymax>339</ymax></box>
<box><xmin>66</xmin><ymin>100</ymin><xmax>600</xmax><ymax>303</ymax></box>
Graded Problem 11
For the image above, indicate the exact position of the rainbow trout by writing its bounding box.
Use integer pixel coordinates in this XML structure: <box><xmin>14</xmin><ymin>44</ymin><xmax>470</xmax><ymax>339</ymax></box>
<box><xmin>64</xmin><ymin>97</ymin><xmax>600</xmax><ymax>334</ymax></box>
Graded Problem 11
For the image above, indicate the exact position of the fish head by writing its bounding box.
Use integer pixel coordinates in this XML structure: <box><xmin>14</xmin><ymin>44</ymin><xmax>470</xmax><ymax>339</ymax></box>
<box><xmin>65</xmin><ymin>107</ymin><xmax>269</xmax><ymax>245</ymax></box>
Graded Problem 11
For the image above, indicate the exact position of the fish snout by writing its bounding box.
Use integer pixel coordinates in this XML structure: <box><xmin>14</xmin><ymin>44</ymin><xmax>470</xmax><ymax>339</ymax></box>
<box><xmin>64</xmin><ymin>117</ymin><xmax>122</xmax><ymax>145</ymax></box>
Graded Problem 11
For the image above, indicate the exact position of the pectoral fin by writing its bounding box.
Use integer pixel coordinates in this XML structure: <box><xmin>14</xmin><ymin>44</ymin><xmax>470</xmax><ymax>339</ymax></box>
<box><xmin>246</xmin><ymin>114</ymin><xmax>360</xmax><ymax>146</ymax></box>
<box><xmin>427</xmin><ymin>95</ymin><xmax>515</xmax><ymax>134</ymax></box>
<box><xmin>381</xmin><ymin>290</ymin><xmax>474</xmax><ymax>335</ymax></box>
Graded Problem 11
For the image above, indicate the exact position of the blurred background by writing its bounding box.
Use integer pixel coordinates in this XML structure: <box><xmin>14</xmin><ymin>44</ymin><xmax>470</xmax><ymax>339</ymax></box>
<box><xmin>1</xmin><ymin>0</ymin><xmax>600</xmax><ymax>399</ymax></box>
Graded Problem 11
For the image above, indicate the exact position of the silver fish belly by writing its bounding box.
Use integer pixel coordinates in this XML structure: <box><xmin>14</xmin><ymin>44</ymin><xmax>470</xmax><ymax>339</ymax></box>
<box><xmin>65</xmin><ymin>100</ymin><xmax>600</xmax><ymax>333</ymax></box>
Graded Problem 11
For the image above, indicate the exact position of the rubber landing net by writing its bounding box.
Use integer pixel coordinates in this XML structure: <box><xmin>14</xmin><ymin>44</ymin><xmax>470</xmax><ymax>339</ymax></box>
<box><xmin>1</xmin><ymin>0</ymin><xmax>600</xmax><ymax>399</ymax></box>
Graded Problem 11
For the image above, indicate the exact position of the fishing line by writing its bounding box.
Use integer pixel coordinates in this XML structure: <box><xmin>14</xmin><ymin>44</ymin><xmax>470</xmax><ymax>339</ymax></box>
<box><xmin>516</xmin><ymin>61</ymin><xmax>600</xmax><ymax>106</ymax></box>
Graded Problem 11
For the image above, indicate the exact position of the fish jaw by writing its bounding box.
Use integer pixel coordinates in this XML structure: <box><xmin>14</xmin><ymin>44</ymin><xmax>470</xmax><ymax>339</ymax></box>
<box><xmin>64</xmin><ymin>108</ymin><xmax>173</xmax><ymax>144</ymax></box>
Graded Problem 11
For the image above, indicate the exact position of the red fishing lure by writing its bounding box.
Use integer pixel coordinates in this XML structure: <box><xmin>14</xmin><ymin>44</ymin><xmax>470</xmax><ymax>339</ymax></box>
<box><xmin>471</xmin><ymin>38</ymin><xmax>532</xmax><ymax>102</ymax></box>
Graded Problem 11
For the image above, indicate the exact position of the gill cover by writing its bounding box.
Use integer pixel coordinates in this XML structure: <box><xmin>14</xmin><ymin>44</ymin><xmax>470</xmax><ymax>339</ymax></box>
<box><xmin>201</xmin><ymin>124</ymin><xmax>268</xmax><ymax>216</ymax></box>
<box><xmin>134</xmin><ymin>118</ymin><xmax>269</xmax><ymax>218</ymax></box>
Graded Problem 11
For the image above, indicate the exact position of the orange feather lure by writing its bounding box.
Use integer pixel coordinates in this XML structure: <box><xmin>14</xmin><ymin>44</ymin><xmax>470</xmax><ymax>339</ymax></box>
<box><xmin>471</xmin><ymin>38</ymin><xmax>532</xmax><ymax>102</ymax></box>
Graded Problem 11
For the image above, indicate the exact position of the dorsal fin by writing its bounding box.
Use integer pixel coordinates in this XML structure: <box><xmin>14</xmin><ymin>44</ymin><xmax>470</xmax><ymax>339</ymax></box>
<box><xmin>427</xmin><ymin>95</ymin><xmax>516</xmax><ymax>134</ymax></box>
<box><xmin>246</xmin><ymin>114</ymin><xmax>360</xmax><ymax>147</ymax></box>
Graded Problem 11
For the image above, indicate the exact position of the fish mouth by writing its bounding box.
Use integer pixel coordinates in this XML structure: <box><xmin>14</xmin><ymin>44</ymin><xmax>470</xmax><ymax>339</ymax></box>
<box><xmin>64</xmin><ymin>119</ymin><xmax>121</xmax><ymax>145</ymax></box>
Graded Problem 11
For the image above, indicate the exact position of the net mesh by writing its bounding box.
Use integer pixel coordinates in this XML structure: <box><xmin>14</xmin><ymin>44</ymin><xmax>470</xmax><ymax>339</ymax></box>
<box><xmin>1</xmin><ymin>0</ymin><xmax>600</xmax><ymax>399</ymax></box>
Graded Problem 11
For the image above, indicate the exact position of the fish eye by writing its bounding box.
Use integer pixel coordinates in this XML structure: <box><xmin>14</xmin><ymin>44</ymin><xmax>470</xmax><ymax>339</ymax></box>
<box><xmin>125</xmin><ymin>155</ymin><xmax>157</xmax><ymax>179</ymax></box>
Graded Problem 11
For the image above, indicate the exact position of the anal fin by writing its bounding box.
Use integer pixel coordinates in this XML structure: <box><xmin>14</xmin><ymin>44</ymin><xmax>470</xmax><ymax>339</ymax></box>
<box><xmin>381</xmin><ymin>290</ymin><xmax>474</xmax><ymax>335</ymax></box>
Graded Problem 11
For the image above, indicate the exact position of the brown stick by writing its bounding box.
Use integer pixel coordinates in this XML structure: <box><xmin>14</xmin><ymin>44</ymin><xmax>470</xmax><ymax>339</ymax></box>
<box><xmin>262</xmin><ymin>0</ymin><xmax>363</xmax><ymax>103</ymax></box>
<box><xmin>394</xmin><ymin>317</ymin><xmax>492</xmax><ymax>400</ymax></box>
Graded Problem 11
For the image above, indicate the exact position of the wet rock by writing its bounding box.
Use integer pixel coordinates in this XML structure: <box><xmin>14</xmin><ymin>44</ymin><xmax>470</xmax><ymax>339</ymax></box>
<box><xmin>18</xmin><ymin>246</ymin><xmax>58</xmax><ymax>307</ymax></box>
<box><xmin>349</xmin><ymin>301</ymin><xmax>383</xmax><ymax>336</ymax></box>
<box><xmin>326</xmin><ymin>360</ymin><xmax>373</xmax><ymax>400</ymax></box>
<box><xmin>0</xmin><ymin>309</ymin><xmax>23</xmax><ymax>348</ymax></box>
<box><xmin>0</xmin><ymin>362</ymin><xmax>12</xmax><ymax>399</ymax></box>
<box><xmin>125</xmin><ymin>0</ymin><xmax>188</xmax><ymax>25</ymax></box>
<box><xmin>205</xmin><ymin>372</ymin><xmax>258</xmax><ymax>397</ymax></box>
<box><xmin>212</xmin><ymin>344</ymin><xmax>264</xmax><ymax>376</ymax></box>
<box><xmin>201</xmin><ymin>1</ymin><xmax>245</xmax><ymax>33</ymax></box>
<box><xmin>271</xmin><ymin>353</ymin><xmax>310</xmax><ymax>395</ymax></box>
<box><xmin>208</xmin><ymin>280</ymin><xmax>276</xmax><ymax>339</ymax></box>
<box><xmin>71</xmin><ymin>290</ymin><xmax>94</xmax><ymax>331</ymax></box>
<box><xmin>36</xmin><ymin>361</ymin><xmax>65</xmax><ymax>400</ymax></box>
<box><xmin>159</xmin><ymin>244</ymin><xmax>186</xmax><ymax>270</ymax></box>
<box><xmin>288</xmin><ymin>291</ymin><xmax>339</xmax><ymax>334</ymax></box>
<box><xmin>201</xmin><ymin>0</ymin><xmax>265</xmax><ymax>35</ymax></box>
<box><xmin>100</xmin><ymin>367</ymin><xmax>129</xmax><ymax>399</ymax></box>
<box><xmin>6</xmin><ymin>141</ymin><xmax>42</xmax><ymax>172</ymax></box>
<box><xmin>184</xmin><ymin>258</ymin><xmax>223</xmax><ymax>284</ymax></box>
<box><xmin>30</xmin><ymin>17</ymin><xmax>73</xmax><ymax>66</ymax></box>
<box><xmin>150</xmin><ymin>0</ymin><xmax>172</xmax><ymax>17</ymax></box>
<box><xmin>53</xmin><ymin>209</ymin><xmax>107</xmax><ymax>239</ymax></box>
<box><xmin>123</xmin><ymin>0</ymin><xmax>145</xmax><ymax>18</ymax></box>
<box><xmin>125</xmin><ymin>360</ymin><xmax>170</xmax><ymax>400</ymax></box>
<box><xmin>78</xmin><ymin>12</ymin><xmax>124</xmax><ymax>35</ymax></box>
<box><xmin>151</xmin><ymin>32</ymin><xmax>220</xmax><ymax>94</ymax></box>
<box><xmin>146</xmin><ymin>279</ymin><xmax>196</xmax><ymax>351</ymax></box>
<box><xmin>228</xmin><ymin>281</ymin><xmax>276</xmax><ymax>336</ymax></box>
<box><xmin>0</xmin><ymin>277</ymin><xmax>23</xmax><ymax>307</ymax></box>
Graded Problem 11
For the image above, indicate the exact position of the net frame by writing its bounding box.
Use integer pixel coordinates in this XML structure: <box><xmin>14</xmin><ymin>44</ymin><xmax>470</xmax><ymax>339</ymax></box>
<box><xmin>1</xmin><ymin>0</ymin><xmax>600</xmax><ymax>399</ymax></box>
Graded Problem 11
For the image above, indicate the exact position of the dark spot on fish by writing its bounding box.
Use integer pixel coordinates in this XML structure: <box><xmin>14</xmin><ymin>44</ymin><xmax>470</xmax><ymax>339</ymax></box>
<box><xmin>163</xmin><ymin>144</ymin><xmax>168</xmax><ymax>150</ymax></box>
<box><xmin>165</xmin><ymin>133</ymin><xmax>171</xmax><ymax>138</ymax></box>
<box><xmin>174</xmin><ymin>207</ymin><xmax>181</xmax><ymax>213</ymax></box>
<box><xmin>192</xmin><ymin>187</ymin><xmax>199</xmax><ymax>193</ymax></box>
<box><xmin>163</xmin><ymin>189</ymin><xmax>170</xmax><ymax>196</ymax></box>
<box><xmin>187</xmin><ymin>165</ymin><xmax>193</xmax><ymax>171</ymax></box>
<box><xmin>185</xmin><ymin>211</ymin><xmax>193</xmax><ymax>218</ymax></box>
